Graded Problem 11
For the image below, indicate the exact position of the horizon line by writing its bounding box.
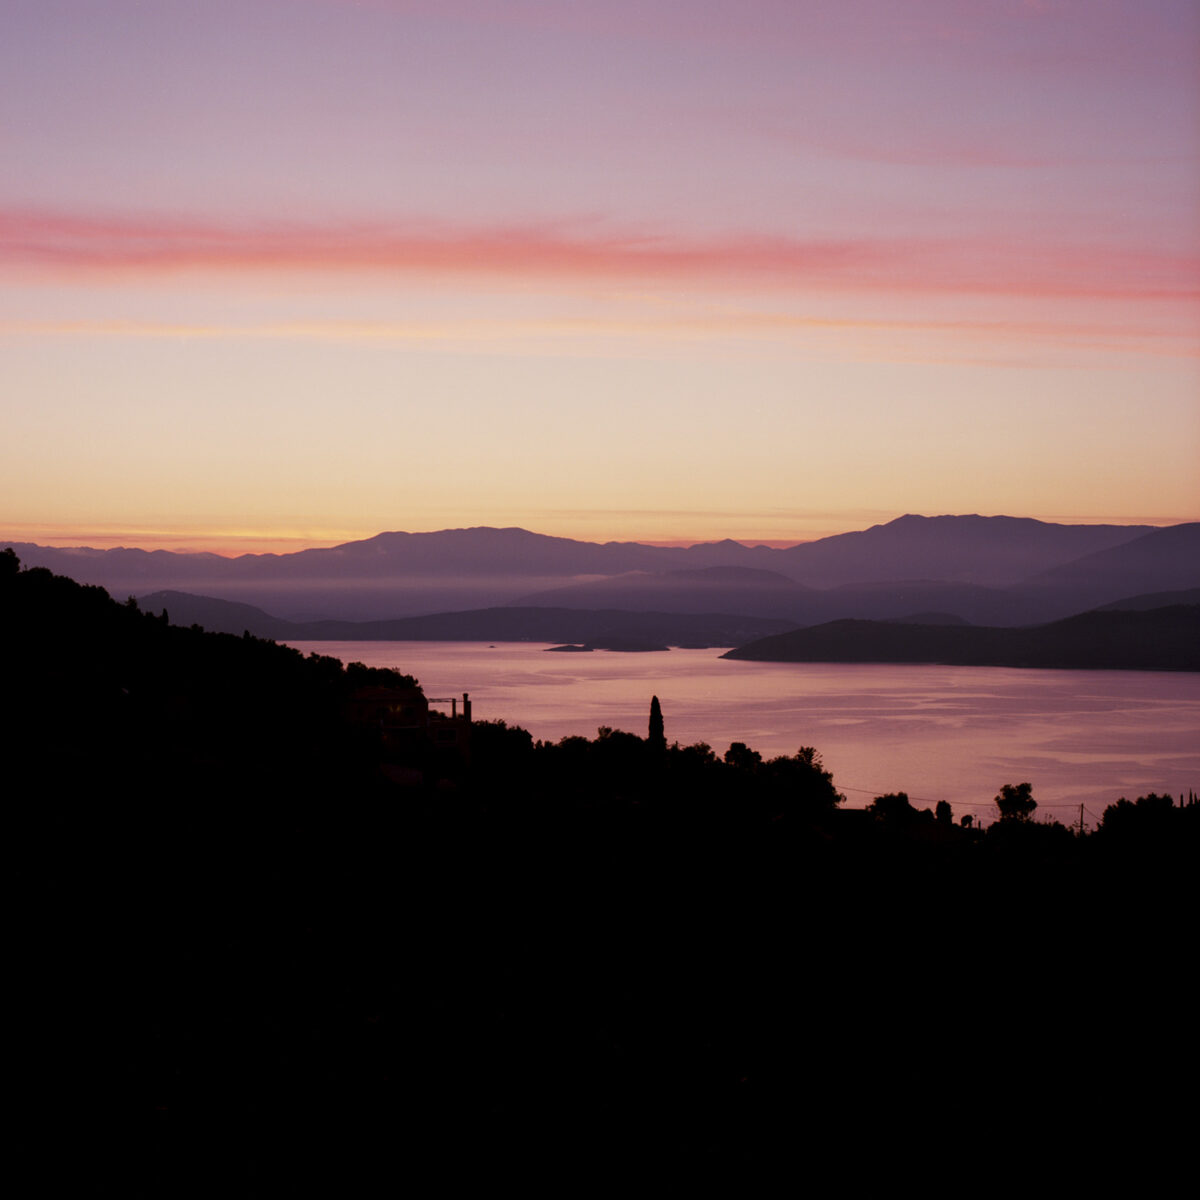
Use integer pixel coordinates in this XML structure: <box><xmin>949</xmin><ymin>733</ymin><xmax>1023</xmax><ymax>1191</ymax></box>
<box><xmin>3</xmin><ymin>511</ymin><xmax>1194</xmax><ymax>559</ymax></box>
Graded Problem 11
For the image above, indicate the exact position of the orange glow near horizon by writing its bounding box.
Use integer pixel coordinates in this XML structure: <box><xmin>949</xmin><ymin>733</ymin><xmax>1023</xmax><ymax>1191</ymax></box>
<box><xmin>5</xmin><ymin>510</ymin><xmax>1194</xmax><ymax>560</ymax></box>
<box><xmin>2</xmin><ymin>2</ymin><xmax>1197</xmax><ymax>552</ymax></box>
<box><xmin>0</xmin><ymin>523</ymin><xmax>372</xmax><ymax>557</ymax></box>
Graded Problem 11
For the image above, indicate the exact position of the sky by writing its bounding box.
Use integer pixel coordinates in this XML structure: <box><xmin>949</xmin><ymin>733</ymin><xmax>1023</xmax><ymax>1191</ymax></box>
<box><xmin>2</xmin><ymin>0</ymin><xmax>1198</xmax><ymax>553</ymax></box>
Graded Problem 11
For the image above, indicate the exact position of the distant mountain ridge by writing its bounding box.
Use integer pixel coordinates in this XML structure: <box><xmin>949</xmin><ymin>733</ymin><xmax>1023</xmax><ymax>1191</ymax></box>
<box><xmin>769</xmin><ymin>513</ymin><xmax>1155</xmax><ymax>587</ymax></box>
<box><xmin>1024</xmin><ymin>523</ymin><xmax>1200</xmax><ymax>598</ymax></box>
<box><xmin>136</xmin><ymin>590</ymin><xmax>795</xmax><ymax>649</ymax></box>
<box><xmin>7</xmin><ymin>514</ymin><xmax>1192</xmax><ymax>625</ymax></box>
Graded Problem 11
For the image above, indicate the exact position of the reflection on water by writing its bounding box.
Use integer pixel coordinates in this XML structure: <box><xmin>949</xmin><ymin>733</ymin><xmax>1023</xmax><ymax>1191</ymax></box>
<box><xmin>289</xmin><ymin>641</ymin><xmax>1200</xmax><ymax>824</ymax></box>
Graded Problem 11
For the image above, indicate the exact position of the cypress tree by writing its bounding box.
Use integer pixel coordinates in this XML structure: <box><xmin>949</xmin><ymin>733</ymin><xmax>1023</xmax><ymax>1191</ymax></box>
<box><xmin>648</xmin><ymin>694</ymin><xmax>665</xmax><ymax>752</ymax></box>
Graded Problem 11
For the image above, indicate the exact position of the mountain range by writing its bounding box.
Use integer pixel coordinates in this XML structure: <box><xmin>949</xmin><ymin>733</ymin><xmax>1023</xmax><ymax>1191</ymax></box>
<box><xmin>7</xmin><ymin>514</ymin><xmax>1198</xmax><ymax>640</ymax></box>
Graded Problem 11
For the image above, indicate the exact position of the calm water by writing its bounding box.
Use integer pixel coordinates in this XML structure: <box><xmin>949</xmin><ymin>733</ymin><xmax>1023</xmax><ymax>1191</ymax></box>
<box><xmin>289</xmin><ymin>641</ymin><xmax>1200</xmax><ymax>826</ymax></box>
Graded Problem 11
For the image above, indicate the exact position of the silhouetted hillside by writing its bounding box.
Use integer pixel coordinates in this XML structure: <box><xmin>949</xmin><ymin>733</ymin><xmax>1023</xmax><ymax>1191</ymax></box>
<box><xmin>7</xmin><ymin>547</ymin><xmax>1195</xmax><ymax>1183</ymax></box>
<box><xmin>3</xmin><ymin>549</ymin><xmax>417</xmax><ymax>797</ymax></box>
<box><xmin>724</xmin><ymin>604</ymin><xmax>1200</xmax><ymax>670</ymax></box>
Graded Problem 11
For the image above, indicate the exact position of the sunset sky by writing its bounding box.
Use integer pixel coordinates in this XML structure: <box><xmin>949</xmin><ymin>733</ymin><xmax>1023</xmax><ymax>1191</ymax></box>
<box><xmin>3</xmin><ymin>0</ymin><xmax>1197</xmax><ymax>552</ymax></box>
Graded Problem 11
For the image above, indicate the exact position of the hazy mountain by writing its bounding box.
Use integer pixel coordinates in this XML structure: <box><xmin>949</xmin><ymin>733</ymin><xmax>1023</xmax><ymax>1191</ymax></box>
<box><xmin>9</xmin><ymin>530</ymin><xmax>776</xmax><ymax>619</ymax></box>
<box><xmin>771</xmin><ymin>514</ymin><xmax>1152</xmax><ymax>588</ymax></box>
<box><xmin>137</xmin><ymin>590</ymin><xmax>794</xmax><ymax>648</ymax></box>
<box><xmin>1096</xmin><ymin>587</ymin><xmax>1200</xmax><ymax>611</ymax></box>
<box><xmin>7</xmin><ymin>514</ymin><xmax>1187</xmax><ymax>623</ymax></box>
<box><xmin>815</xmin><ymin>579</ymin><xmax>1046</xmax><ymax>625</ymax></box>
<box><xmin>1020</xmin><ymin>524</ymin><xmax>1200</xmax><ymax>608</ymax></box>
<box><xmin>517</xmin><ymin>571</ymin><xmax>1042</xmax><ymax>626</ymax></box>
<box><xmin>515</xmin><ymin>566</ymin><xmax>817</xmax><ymax>620</ymax></box>
<box><xmin>884</xmin><ymin>612</ymin><xmax>972</xmax><ymax>626</ymax></box>
<box><xmin>138</xmin><ymin>591</ymin><xmax>298</xmax><ymax>639</ymax></box>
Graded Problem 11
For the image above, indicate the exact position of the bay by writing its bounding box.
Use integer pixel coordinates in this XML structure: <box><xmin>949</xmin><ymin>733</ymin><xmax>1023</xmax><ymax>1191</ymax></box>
<box><xmin>288</xmin><ymin>641</ymin><xmax>1200</xmax><ymax>827</ymax></box>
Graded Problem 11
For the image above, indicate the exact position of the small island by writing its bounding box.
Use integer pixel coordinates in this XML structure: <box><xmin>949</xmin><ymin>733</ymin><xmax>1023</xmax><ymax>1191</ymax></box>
<box><xmin>546</xmin><ymin>637</ymin><xmax>669</xmax><ymax>652</ymax></box>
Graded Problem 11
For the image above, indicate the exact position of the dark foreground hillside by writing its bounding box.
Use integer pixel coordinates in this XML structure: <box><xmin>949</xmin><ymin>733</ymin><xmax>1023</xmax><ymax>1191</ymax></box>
<box><xmin>4</xmin><ymin>550</ymin><xmax>1194</xmax><ymax>1191</ymax></box>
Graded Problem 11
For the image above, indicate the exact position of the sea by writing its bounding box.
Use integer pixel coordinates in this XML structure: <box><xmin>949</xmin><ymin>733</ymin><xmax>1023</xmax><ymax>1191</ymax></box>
<box><xmin>287</xmin><ymin>641</ymin><xmax>1200</xmax><ymax>827</ymax></box>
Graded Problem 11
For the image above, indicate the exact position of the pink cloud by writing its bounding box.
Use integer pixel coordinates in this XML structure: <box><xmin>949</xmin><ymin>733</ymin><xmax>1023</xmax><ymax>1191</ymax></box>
<box><xmin>2</xmin><ymin>207</ymin><xmax>1196</xmax><ymax>300</ymax></box>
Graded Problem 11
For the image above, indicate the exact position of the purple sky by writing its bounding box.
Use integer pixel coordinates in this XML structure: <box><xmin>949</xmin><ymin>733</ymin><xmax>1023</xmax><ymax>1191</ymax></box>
<box><xmin>2</xmin><ymin>0</ymin><xmax>1197</xmax><ymax>551</ymax></box>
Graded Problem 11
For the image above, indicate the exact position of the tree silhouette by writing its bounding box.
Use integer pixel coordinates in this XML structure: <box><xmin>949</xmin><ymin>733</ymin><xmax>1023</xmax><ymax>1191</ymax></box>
<box><xmin>724</xmin><ymin>742</ymin><xmax>762</xmax><ymax>770</ymax></box>
<box><xmin>869</xmin><ymin>792</ymin><xmax>914</xmax><ymax>825</ymax></box>
<box><xmin>1098</xmin><ymin>792</ymin><xmax>1178</xmax><ymax>839</ymax></box>
<box><xmin>648</xmin><ymin>695</ymin><xmax>665</xmax><ymax>753</ymax></box>
<box><xmin>995</xmin><ymin>782</ymin><xmax>1037</xmax><ymax>823</ymax></box>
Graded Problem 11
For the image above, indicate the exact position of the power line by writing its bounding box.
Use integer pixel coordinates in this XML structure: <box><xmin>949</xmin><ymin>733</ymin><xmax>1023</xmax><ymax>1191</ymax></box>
<box><xmin>836</xmin><ymin>781</ymin><xmax>1139</xmax><ymax>815</ymax></box>
<box><xmin>838</xmin><ymin>781</ymin><xmax>1079</xmax><ymax>806</ymax></box>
